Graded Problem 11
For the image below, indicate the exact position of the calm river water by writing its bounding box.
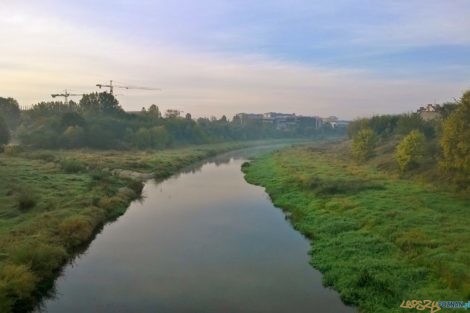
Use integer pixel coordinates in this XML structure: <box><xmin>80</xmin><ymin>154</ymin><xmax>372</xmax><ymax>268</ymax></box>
<box><xmin>36</xmin><ymin>146</ymin><xmax>354</xmax><ymax>313</ymax></box>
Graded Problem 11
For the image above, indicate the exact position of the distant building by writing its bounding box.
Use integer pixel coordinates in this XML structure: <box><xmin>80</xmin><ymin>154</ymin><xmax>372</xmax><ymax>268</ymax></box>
<box><xmin>233</xmin><ymin>112</ymin><xmax>324</xmax><ymax>130</ymax></box>
<box><xmin>329</xmin><ymin>120</ymin><xmax>350</xmax><ymax>128</ymax></box>
<box><xmin>234</xmin><ymin>113</ymin><xmax>263</xmax><ymax>124</ymax></box>
<box><xmin>165</xmin><ymin>109</ymin><xmax>181</xmax><ymax>118</ymax></box>
<box><xmin>321</xmin><ymin>116</ymin><xmax>348</xmax><ymax>128</ymax></box>
<box><xmin>417</xmin><ymin>104</ymin><xmax>441</xmax><ymax>121</ymax></box>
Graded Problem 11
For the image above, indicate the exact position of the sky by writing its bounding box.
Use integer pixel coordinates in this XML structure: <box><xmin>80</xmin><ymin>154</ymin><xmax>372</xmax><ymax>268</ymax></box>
<box><xmin>0</xmin><ymin>0</ymin><xmax>469</xmax><ymax>119</ymax></box>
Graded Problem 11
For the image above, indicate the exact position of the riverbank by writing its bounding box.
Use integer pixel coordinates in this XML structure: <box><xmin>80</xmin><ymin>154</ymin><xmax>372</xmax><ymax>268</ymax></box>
<box><xmin>242</xmin><ymin>145</ymin><xmax>470</xmax><ymax>313</ymax></box>
<box><xmin>0</xmin><ymin>140</ymin><xmax>289</xmax><ymax>313</ymax></box>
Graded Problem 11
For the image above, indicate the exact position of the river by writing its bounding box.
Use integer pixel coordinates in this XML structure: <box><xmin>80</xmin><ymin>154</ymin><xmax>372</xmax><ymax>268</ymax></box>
<box><xmin>36</xmin><ymin>146</ymin><xmax>354</xmax><ymax>313</ymax></box>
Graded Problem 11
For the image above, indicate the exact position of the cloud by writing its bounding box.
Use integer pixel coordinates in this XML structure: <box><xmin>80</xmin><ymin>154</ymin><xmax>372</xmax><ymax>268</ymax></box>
<box><xmin>0</xmin><ymin>1</ymin><xmax>468</xmax><ymax>119</ymax></box>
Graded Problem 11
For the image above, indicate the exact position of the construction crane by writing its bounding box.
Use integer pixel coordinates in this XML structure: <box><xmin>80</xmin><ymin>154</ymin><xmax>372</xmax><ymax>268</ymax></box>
<box><xmin>51</xmin><ymin>90</ymin><xmax>84</xmax><ymax>105</ymax></box>
<box><xmin>96</xmin><ymin>80</ymin><xmax>160</xmax><ymax>95</ymax></box>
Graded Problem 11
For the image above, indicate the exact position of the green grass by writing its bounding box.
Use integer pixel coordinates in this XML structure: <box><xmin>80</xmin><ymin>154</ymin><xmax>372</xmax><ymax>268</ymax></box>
<box><xmin>243</xmin><ymin>146</ymin><xmax>470</xmax><ymax>313</ymax></box>
<box><xmin>0</xmin><ymin>141</ymin><xmax>271</xmax><ymax>312</ymax></box>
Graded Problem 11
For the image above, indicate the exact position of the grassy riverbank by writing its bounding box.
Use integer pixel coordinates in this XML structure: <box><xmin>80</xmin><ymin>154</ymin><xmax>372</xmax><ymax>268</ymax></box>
<box><xmin>243</xmin><ymin>145</ymin><xmax>469</xmax><ymax>313</ymax></box>
<box><xmin>0</xmin><ymin>141</ymin><xmax>270</xmax><ymax>312</ymax></box>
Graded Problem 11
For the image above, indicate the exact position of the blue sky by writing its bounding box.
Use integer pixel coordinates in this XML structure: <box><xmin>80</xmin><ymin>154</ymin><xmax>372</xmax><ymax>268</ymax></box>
<box><xmin>1</xmin><ymin>0</ymin><xmax>469</xmax><ymax>118</ymax></box>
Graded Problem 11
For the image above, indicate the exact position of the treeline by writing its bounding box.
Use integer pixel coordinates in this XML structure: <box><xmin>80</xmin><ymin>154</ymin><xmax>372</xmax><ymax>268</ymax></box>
<box><xmin>348</xmin><ymin>90</ymin><xmax>469</xmax><ymax>187</ymax></box>
<box><xmin>0</xmin><ymin>93</ymin><xmax>340</xmax><ymax>150</ymax></box>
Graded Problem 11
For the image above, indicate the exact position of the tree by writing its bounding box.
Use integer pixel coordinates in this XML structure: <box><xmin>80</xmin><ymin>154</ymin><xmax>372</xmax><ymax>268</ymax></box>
<box><xmin>396</xmin><ymin>113</ymin><xmax>435</xmax><ymax>138</ymax></box>
<box><xmin>62</xmin><ymin>126</ymin><xmax>85</xmax><ymax>148</ymax></box>
<box><xmin>165</xmin><ymin>109</ymin><xmax>180</xmax><ymax>118</ymax></box>
<box><xmin>0</xmin><ymin>97</ymin><xmax>21</xmax><ymax>130</ymax></box>
<box><xmin>347</xmin><ymin>118</ymin><xmax>369</xmax><ymax>138</ymax></box>
<box><xmin>351</xmin><ymin>128</ymin><xmax>377</xmax><ymax>162</ymax></box>
<box><xmin>395</xmin><ymin>130</ymin><xmax>425</xmax><ymax>171</ymax></box>
<box><xmin>440</xmin><ymin>90</ymin><xmax>470</xmax><ymax>184</ymax></box>
<box><xmin>437</xmin><ymin>102</ymin><xmax>458</xmax><ymax>119</ymax></box>
<box><xmin>0</xmin><ymin>114</ymin><xmax>10</xmax><ymax>145</ymax></box>
<box><xmin>148</xmin><ymin>104</ymin><xmax>161</xmax><ymax>119</ymax></box>
<box><xmin>60</xmin><ymin>112</ymin><xmax>85</xmax><ymax>130</ymax></box>
<box><xmin>79</xmin><ymin>92</ymin><xmax>123</xmax><ymax>115</ymax></box>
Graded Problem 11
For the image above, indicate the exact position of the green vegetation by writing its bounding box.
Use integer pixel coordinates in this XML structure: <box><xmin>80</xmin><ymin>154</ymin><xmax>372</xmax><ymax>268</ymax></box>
<box><xmin>7</xmin><ymin>92</ymin><xmax>341</xmax><ymax>150</ymax></box>
<box><xmin>0</xmin><ymin>141</ymin><xmax>256</xmax><ymax>312</ymax></box>
<box><xmin>243</xmin><ymin>146</ymin><xmax>469</xmax><ymax>313</ymax></box>
<box><xmin>0</xmin><ymin>89</ymin><xmax>343</xmax><ymax>312</ymax></box>
<box><xmin>440</xmin><ymin>91</ymin><xmax>470</xmax><ymax>186</ymax></box>
<box><xmin>352</xmin><ymin>128</ymin><xmax>377</xmax><ymax>161</ymax></box>
<box><xmin>0</xmin><ymin>97</ymin><xmax>21</xmax><ymax>131</ymax></box>
<box><xmin>347</xmin><ymin>90</ymin><xmax>469</xmax><ymax>188</ymax></box>
<box><xmin>0</xmin><ymin>114</ymin><xmax>9</xmax><ymax>146</ymax></box>
<box><xmin>395</xmin><ymin>130</ymin><xmax>425</xmax><ymax>172</ymax></box>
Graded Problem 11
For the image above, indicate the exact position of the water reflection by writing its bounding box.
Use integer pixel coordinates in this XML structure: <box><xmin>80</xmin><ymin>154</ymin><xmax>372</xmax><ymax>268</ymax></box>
<box><xmin>36</xmin><ymin>145</ymin><xmax>354</xmax><ymax>313</ymax></box>
<box><xmin>173</xmin><ymin>143</ymin><xmax>293</xmax><ymax>178</ymax></box>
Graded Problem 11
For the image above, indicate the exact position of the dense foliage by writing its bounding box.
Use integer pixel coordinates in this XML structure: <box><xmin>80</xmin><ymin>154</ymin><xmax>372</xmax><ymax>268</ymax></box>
<box><xmin>0</xmin><ymin>97</ymin><xmax>21</xmax><ymax>130</ymax></box>
<box><xmin>395</xmin><ymin>130</ymin><xmax>425</xmax><ymax>171</ymax></box>
<box><xmin>351</xmin><ymin>128</ymin><xmax>377</xmax><ymax>161</ymax></box>
<box><xmin>440</xmin><ymin>91</ymin><xmax>470</xmax><ymax>186</ymax></box>
<box><xmin>9</xmin><ymin>92</ymin><xmax>341</xmax><ymax>149</ymax></box>
<box><xmin>0</xmin><ymin>114</ymin><xmax>9</xmax><ymax>146</ymax></box>
<box><xmin>348</xmin><ymin>90</ymin><xmax>469</xmax><ymax>185</ymax></box>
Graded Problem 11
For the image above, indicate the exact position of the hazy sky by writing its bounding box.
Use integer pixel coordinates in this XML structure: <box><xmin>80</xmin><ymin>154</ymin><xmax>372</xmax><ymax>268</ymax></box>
<box><xmin>1</xmin><ymin>0</ymin><xmax>469</xmax><ymax>119</ymax></box>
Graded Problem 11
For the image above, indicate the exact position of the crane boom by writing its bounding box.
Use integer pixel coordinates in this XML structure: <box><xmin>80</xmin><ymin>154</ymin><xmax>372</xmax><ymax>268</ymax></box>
<box><xmin>51</xmin><ymin>89</ymin><xmax>84</xmax><ymax>104</ymax></box>
<box><xmin>96</xmin><ymin>80</ymin><xmax>160</xmax><ymax>94</ymax></box>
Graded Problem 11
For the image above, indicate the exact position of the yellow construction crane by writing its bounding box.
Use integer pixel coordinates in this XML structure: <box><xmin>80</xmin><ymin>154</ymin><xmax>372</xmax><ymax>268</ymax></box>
<box><xmin>51</xmin><ymin>90</ymin><xmax>84</xmax><ymax>105</ymax></box>
<box><xmin>96</xmin><ymin>80</ymin><xmax>160</xmax><ymax>95</ymax></box>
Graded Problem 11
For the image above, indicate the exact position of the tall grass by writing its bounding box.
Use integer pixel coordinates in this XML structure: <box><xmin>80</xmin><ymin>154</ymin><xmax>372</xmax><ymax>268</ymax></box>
<box><xmin>0</xmin><ymin>141</ymin><xmax>256</xmax><ymax>312</ymax></box>
<box><xmin>243</xmin><ymin>146</ymin><xmax>470</xmax><ymax>313</ymax></box>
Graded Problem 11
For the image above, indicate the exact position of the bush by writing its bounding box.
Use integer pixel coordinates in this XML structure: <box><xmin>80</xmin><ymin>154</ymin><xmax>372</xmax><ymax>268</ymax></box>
<box><xmin>352</xmin><ymin>128</ymin><xmax>377</xmax><ymax>162</ymax></box>
<box><xmin>126</xmin><ymin>179</ymin><xmax>144</xmax><ymax>195</ymax></box>
<box><xmin>395</xmin><ymin>130</ymin><xmax>425</xmax><ymax>172</ymax></box>
<box><xmin>440</xmin><ymin>90</ymin><xmax>470</xmax><ymax>185</ymax></box>
<box><xmin>10</xmin><ymin>243</ymin><xmax>67</xmax><ymax>278</ymax></box>
<box><xmin>3</xmin><ymin>144</ymin><xmax>24</xmax><ymax>156</ymax></box>
<box><xmin>16</xmin><ymin>189</ymin><xmax>37</xmax><ymax>211</ymax></box>
<box><xmin>0</xmin><ymin>264</ymin><xmax>37</xmax><ymax>313</ymax></box>
<box><xmin>60</xmin><ymin>158</ymin><xmax>85</xmax><ymax>173</ymax></box>
<box><xmin>59</xmin><ymin>216</ymin><xmax>94</xmax><ymax>248</ymax></box>
<box><xmin>301</xmin><ymin>176</ymin><xmax>384</xmax><ymax>195</ymax></box>
<box><xmin>29</xmin><ymin>151</ymin><xmax>56</xmax><ymax>162</ymax></box>
<box><xmin>97</xmin><ymin>196</ymin><xmax>125</xmax><ymax>213</ymax></box>
<box><xmin>396</xmin><ymin>113</ymin><xmax>435</xmax><ymax>138</ymax></box>
<box><xmin>0</xmin><ymin>113</ymin><xmax>9</xmax><ymax>146</ymax></box>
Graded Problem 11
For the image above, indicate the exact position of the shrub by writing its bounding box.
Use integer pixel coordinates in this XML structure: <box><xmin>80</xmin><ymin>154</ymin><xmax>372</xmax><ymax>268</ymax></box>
<box><xmin>301</xmin><ymin>176</ymin><xmax>384</xmax><ymax>195</ymax></box>
<box><xmin>440</xmin><ymin>90</ymin><xmax>470</xmax><ymax>185</ymax></box>
<box><xmin>396</xmin><ymin>113</ymin><xmax>435</xmax><ymax>138</ymax></box>
<box><xmin>16</xmin><ymin>189</ymin><xmax>37</xmax><ymax>211</ymax></box>
<box><xmin>10</xmin><ymin>243</ymin><xmax>67</xmax><ymax>278</ymax></box>
<box><xmin>0</xmin><ymin>113</ymin><xmax>9</xmax><ymax>146</ymax></box>
<box><xmin>126</xmin><ymin>179</ymin><xmax>144</xmax><ymax>195</ymax></box>
<box><xmin>30</xmin><ymin>151</ymin><xmax>56</xmax><ymax>162</ymax></box>
<box><xmin>0</xmin><ymin>264</ymin><xmax>37</xmax><ymax>298</ymax></box>
<box><xmin>60</xmin><ymin>158</ymin><xmax>85</xmax><ymax>173</ymax></box>
<box><xmin>3</xmin><ymin>144</ymin><xmax>24</xmax><ymax>156</ymax></box>
<box><xmin>59</xmin><ymin>216</ymin><xmax>94</xmax><ymax>248</ymax></box>
<box><xmin>0</xmin><ymin>264</ymin><xmax>37</xmax><ymax>313</ymax></box>
<box><xmin>395</xmin><ymin>130</ymin><xmax>425</xmax><ymax>172</ymax></box>
<box><xmin>97</xmin><ymin>196</ymin><xmax>125</xmax><ymax>212</ymax></box>
<box><xmin>351</xmin><ymin>128</ymin><xmax>377</xmax><ymax>162</ymax></box>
